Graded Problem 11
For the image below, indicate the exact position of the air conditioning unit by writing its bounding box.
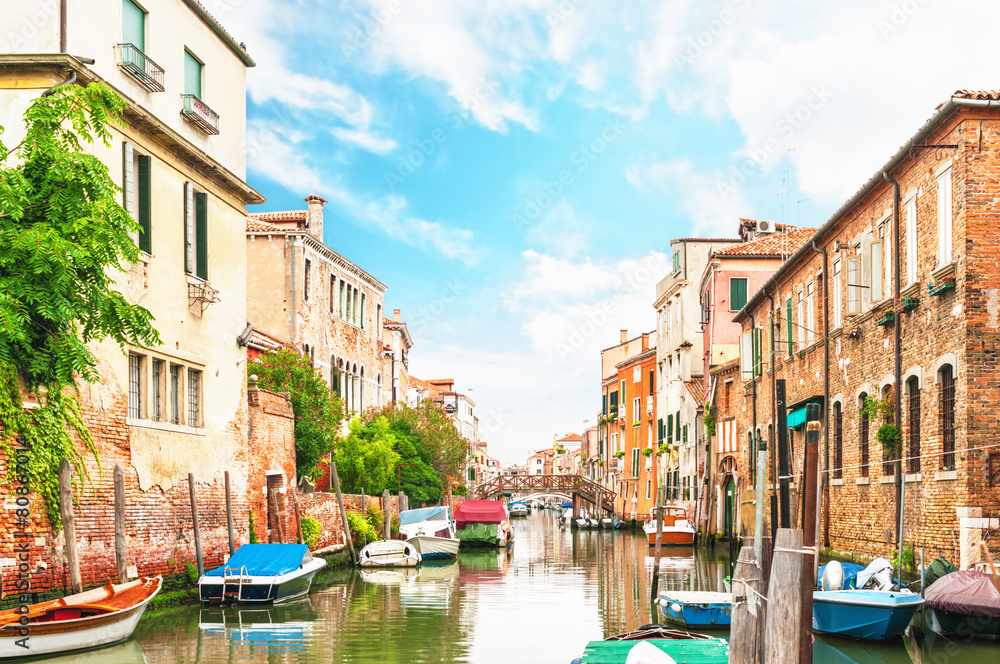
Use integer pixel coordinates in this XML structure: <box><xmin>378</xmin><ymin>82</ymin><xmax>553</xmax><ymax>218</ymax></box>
<box><xmin>756</xmin><ymin>219</ymin><xmax>776</xmax><ymax>235</ymax></box>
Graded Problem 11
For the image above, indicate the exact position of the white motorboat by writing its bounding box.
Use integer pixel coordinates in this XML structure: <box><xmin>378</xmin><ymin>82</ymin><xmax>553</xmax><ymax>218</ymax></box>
<box><xmin>399</xmin><ymin>506</ymin><xmax>460</xmax><ymax>560</ymax></box>
<box><xmin>358</xmin><ymin>540</ymin><xmax>422</xmax><ymax>568</ymax></box>
<box><xmin>199</xmin><ymin>544</ymin><xmax>327</xmax><ymax>604</ymax></box>
<box><xmin>508</xmin><ymin>501</ymin><xmax>529</xmax><ymax>517</ymax></box>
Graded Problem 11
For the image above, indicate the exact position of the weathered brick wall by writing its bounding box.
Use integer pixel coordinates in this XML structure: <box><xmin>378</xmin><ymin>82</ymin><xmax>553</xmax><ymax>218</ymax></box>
<box><xmin>730</xmin><ymin>107</ymin><xmax>1000</xmax><ymax>563</ymax></box>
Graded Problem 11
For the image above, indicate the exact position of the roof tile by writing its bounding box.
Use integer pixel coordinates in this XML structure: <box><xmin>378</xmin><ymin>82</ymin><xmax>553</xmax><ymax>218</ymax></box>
<box><xmin>712</xmin><ymin>227</ymin><xmax>817</xmax><ymax>257</ymax></box>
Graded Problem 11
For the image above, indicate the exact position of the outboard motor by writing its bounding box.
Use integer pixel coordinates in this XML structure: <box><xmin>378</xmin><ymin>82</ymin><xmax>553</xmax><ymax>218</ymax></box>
<box><xmin>821</xmin><ymin>560</ymin><xmax>844</xmax><ymax>591</ymax></box>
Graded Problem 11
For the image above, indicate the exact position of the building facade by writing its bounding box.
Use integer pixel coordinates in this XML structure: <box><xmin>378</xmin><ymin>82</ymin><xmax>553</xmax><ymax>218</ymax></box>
<box><xmin>382</xmin><ymin>309</ymin><xmax>413</xmax><ymax>406</ymax></box>
<box><xmin>613</xmin><ymin>335</ymin><xmax>658</xmax><ymax>519</ymax></box>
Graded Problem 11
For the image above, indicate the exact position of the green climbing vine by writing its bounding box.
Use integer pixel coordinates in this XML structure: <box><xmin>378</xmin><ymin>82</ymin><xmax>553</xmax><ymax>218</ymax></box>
<box><xmin>703</xmin><ymin>402</ymin><xmax>717</xmax><ymax>438</ymax></box>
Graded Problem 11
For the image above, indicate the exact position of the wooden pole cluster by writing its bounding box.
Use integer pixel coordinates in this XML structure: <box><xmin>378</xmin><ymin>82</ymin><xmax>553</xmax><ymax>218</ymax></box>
<box><xmin>225</xmin><ymin>470</ymin><xmax>235</xmax><ymax>555</ymax></box>
<box><xmin>730</xmin><ymin>546</ymin><xmax>765</xmax><ymax>664</ymax></box>
<box><xmin>58</xmin><ymin>459</ymin><xmax>82</xmax><ymax>593</ymax></box>
<box><xmin>763</xmin><ymin>529</ymin><xmax>803</xmax><ymax>663</ymax></box>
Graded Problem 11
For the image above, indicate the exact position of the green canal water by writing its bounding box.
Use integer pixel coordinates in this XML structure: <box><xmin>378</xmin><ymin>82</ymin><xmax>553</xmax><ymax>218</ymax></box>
<box><xmin>34</xmin><ymin>509</ymin><xmax>999</xmax><ymax>662</ymax></box>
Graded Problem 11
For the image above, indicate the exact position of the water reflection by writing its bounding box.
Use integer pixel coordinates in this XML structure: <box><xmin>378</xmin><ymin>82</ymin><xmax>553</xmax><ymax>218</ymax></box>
<box><xmin>120</xmin><ymin>508</ymin><xmax>998</xmax><ymax>663</ymax></box>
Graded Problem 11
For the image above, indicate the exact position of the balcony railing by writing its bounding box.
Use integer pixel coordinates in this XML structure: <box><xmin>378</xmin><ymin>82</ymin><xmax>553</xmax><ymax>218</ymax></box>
<box><xmin>116</xmin><ymin>43</ymin><xmax>165</xmax><ymax>93</ymax></box>
<box><xmin>181</xmin><ymin>94</ymin><xmax>220</xmax><ymax>135</ymax></box>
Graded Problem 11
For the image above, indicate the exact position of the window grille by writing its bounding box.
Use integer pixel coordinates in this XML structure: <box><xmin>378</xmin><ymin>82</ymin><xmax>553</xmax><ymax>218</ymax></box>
<box><xmin>941</xmin><ymin>365</ymin><xmax>955</xmax><ymax>470</ymax></box>
<box><xmin>151</xmin><ymin>359</ymin><xmax>162</xmax><ymax>421</ymax></box>
<box><xmin>834</xmin><ymin>402</ymin><xmax>843</xmax><ymax>479</ymax></box>
<box><xmin>908</xmin><ymin>378</ymin><xmax>920</xmax><ymax>473</ymax></box>
<box><xmin>128</xmin><ymin>353</ymin><xmax>141</xmax><ymax>418</ymax></box>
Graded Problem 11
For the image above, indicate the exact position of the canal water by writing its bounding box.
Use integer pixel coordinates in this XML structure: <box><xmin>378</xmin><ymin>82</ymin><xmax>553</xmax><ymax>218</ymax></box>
<box><xmin>35</xmin><ymin>508</ymin><xmax>998</xmax><ymax>662</ymax></box>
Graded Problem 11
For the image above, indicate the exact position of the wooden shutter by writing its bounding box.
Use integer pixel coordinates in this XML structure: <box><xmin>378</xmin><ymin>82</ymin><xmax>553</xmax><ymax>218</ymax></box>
<box><xmin>122</xmin><ymin>141</ymin><xmax>134</xmax><ymax>216</ymax></box>
<box><xmin>184</xmin><ymin>50</ymin><xmax>202</xmax><ymax>97</ymax></box>
<box><xmin>667</xmin><ymin>414</ymin><xmax>673</xmax><ymax>444</ymax></box>
<box><xmin>122</xmin><ymin>0</ymin><xmax>145</xmax><ymax>51</ymax></box>
<box><xmin>675</xmin><ymin>411</ymin><xmax>680</xmax><ymax>440</ymax></box>
<box><xmin>137</xmin><ymin>154</ymin><xmax>151</xmax><ymax>254</ymax></box>
<box><xmin>361</xmin><ymin>293</ymin><xmax>366</xmax><ymax>328</ymax></box>
<box><xmin>786</xmin><ymin>298</ymin><xmax>793</xmax><ymax>356</ymax></box>
<box><xmin>195</xmin><ymin>192</ymin><xmax>208</xmax><ymax>280</ymax></box>
<box><xmin>184</xmin><ymin>182</ymin><xmax>194</xmax><ymax>273</ymax></box>
<box><xmin>730</xmin><ymin>278</ymin><xmax>747</xmax><ymax>311</ymax></box>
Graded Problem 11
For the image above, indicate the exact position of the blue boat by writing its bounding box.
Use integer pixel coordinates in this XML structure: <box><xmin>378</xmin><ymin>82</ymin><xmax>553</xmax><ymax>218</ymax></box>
<box><xmin>198</xmin><ymin>544</ymin><xmax>327</xmax><ymax>604</ymax></box>
<box><xmin>812</xmin><ymin>590</ymin><xmax>923</xmax><ymax>641</ymax></box>
<box><xmin>656</xmin><ymin>591</ymin><xmax>732</xmax><ymax>629</ymax></box>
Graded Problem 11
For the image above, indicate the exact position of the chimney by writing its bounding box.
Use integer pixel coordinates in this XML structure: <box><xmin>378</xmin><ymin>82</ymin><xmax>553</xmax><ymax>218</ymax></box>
<box><xmin>304</xmin><ymin>194</ymin><xmax>327</xmax><ymax>242</ymax></box>
<box><xmin>620</xmin><ymin>329</ymin><xmax>628</xmax><ymax>344</ymax></box>
<box><xmin>393</xmin><ymin>308</ymin><xmax>401</xmax><ymax>322</ymax></box>
<box><xmin>641</xmin><ymin>332</ymin><xmax>649</xmax><ymax>352</ymax></box>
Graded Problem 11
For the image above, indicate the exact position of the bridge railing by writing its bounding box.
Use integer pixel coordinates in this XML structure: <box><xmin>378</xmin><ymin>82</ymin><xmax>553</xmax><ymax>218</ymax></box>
<box><xmin>473</xmin><ymin>474</ymin><xmax>616</xmax><ymax>511</ymax></box>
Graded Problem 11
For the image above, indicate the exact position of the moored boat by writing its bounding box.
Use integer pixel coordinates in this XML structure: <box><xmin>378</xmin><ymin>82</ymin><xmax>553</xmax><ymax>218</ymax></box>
<box><xmin>643</xmin><ymin>505</ymin><xmax>696</xmax><ymax>546</ymax></box>
<box><xmin>812</xmin><ymin>590</ymin><xmax>923</xmax><ymax>641</ymax></box>
<box><xmin>508</xmin><ymin>501</ymin><xmax>529</xmax><ymax>517</ymax></box>
<box><xmin>923</xmin><ymin>570</ymin><xmax>1000</xmax><ymax>640</ymax></box>
<box><xmin>0</xmin><ymin>576</ymin><xmax>161</xmax><ymax>660</ymax></box>
<box><xmin>569</xmin><ymin>624</ymin><xmax>729</xmax><ymax>663</ymax></box>
<box><xmin>358</xmin><ymin>540</ymin><xmax>422</xmax><ymax>568</ymax></box>
<box><xmin>398</xmin><ymin>506</ymin><xmax>460</xmax><ymax>560</ymax></box>
<box><xmin>454</xmin><ymin>500</ymin><xmax>514</xmax><ymax>548</ymax></box>
<box><xmin>198</xmin><ymin>544</ymin><xmax>326</xmax><ymax>604</ymax></box>
<box><xmin>656</xmin><ymin>591</ymin><xmax>733</xmax><ymax>629</ymax></box>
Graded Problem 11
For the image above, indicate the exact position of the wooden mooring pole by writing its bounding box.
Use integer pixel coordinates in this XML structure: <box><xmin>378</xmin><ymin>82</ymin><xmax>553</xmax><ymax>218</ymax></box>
<box><xmin>330</xmin><ymin>462</ymin><xmax>356</xmax><ymax>563</ymax></box>
<box><xmin>58</xmin><ymin>459</ymin><xmax>82</xmax><ymax>593</ymax></box>
<box><xmin>382</xmin><ymin>489</ymin><xmax>391</xmax><ymax>540</ymax></box>
<box><xmin>291</xmin><ymin>486</ymin><xmax>304</xmax><ymax>545</ymax></box>
<box><xmin>650</xmin><ymin>505</ymin><xmax>664</xmax><ymax>603</ymax></box>
<box><xmin>114</xmin><ymin>464</ymin><xmax>127</xmax><ymax>583</ymax></box>
<box><xmin>225</xmin><ymin>470</ymin><xmax>235</xmax><ymax>555</ymax></box>
<box><xmin>269</xmin><ymin>485</ymin><xmax>284</xmax><ymax>544</ymax></box>
<box><xmin>799</xmin><ymin>407</ymin><xmax>821</xmax><ymax>664</ymax></box>
<box><xmin>188</xmin><ymin>473</ymin><xmax>204</xmax><ymax>576</ymax></box>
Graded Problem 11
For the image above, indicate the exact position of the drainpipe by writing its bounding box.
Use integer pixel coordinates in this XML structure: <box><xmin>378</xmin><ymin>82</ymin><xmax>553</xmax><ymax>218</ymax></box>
<box><xmin>811</xmin><ymin>240</ymin><xmax>830</xmax><ymax>551</ymax></box>
<box><xmin>882</xmin><ymin>170</ymin><xmax>904</xmax><ymax>577</ymax></box>
<box><xmin>60</xmin><ymin>0</ymin><xmax>67</xmax><ymax>53</ymax></box>
<box><xmin>766</xmin><ymin>292</ymin><xmax>777</xmax><ymax>539</ymax></box>
<box><xmin>289</xmin><ymin>236</ymin><xmax>296</xmax><ymax>342</ymax></box>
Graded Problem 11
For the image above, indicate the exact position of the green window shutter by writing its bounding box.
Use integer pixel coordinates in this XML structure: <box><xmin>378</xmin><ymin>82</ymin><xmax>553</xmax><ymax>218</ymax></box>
<box><xmin>752</xmin><ymin>327</ymin><xmax>761</xmax><ymax>377</ymax></box>
<box><xmin>184</xmin><ymin>50</ymin><xmax>202</xmax><ymax>97</ymax></box>
<box><xmin>667</xmin><ymin>414</ymin><xmax>673</xmax><ymax>444</ymax></box>
<box><xmin>184</xmin><ymin>182</ymin><xmax>194</xmax><ymax>273</ymax></box>
<box><xmin>122</xmin><ymin>0</ymin><xmax>145</xmax><ymax>51</ymax></box>
<box><xmin>360</xmin><ymin>293</ymin><xmax>366</xmax><ymax>328</ymax></box>
<box><xmin>730</xmin><ymin>278</ymin><xmax>748</xmax><ymax>311</ymax></box>
<box><xmin>602</xmin><ymin>395</ymin><xmax>607</xmax><ymax>416</ymax></box>
<box><xmin>195</xmin><ymin>192</ymin><xmax>208</xmax><ymax>280</ymax></box>
<box><xmin>137</xmin><ymin>155</ymin><xmax>151</xmax><ymax>254</ymax></box>
<box><xmin>676</xmin><ymin>410</ymin><xmax>681</xmax><ymax>440</ymax></box>
<box><xmin>657</xmin><ymin>418</ymin><xmax>663</xmax><ymax>443</ymax></box>
<box><xmin>683</xmin><ymin>425</ymin><xmax>688</xmax><ymax>443</ymax></box>
<box><xmin>786</xmin><ymin>298</ymin><xmax>793</xmax><ymax>356</ymax></box>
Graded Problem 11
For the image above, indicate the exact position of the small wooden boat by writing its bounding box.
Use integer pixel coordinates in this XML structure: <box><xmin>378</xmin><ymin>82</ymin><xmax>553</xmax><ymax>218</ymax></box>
<box><xmin>0</xmin><ymin>576</ymin><xmax>161</xmax><ymax>660</ymax></box>
<box><xmin>198</xmin><ymin>544</ymin><xmax>326</xmax><ymax>604</ymax></box>
<box><xmin>600</xmin><ymin>516</ymin><xmax>622</xmax><ymax>530</ymax></box>
<box><xmin>643</xmin><ymin>505</ymin><xmax>696</xmax><ymax>546</ymax></box>
<box><xmin>454</xmin><ymin>500</ymin><xmax>514</xmax><ymax>549</ymax></box>
<box><xmin>657</xmin><ymin>591</ymin><xmax>733</xmax><ymax>629</ymax></box>
<box><xmin>358</xmin><ymin>540</ymin><xmax>421</xmax><ymax>568</ymax></box>
<box><xmin>399</xmin><ymin>506</ymin><xmax>460</xmax><ymax>560</ymax></box>
<box><xmin>570</xmin><ymin>624</ymin><xmax>729</xmax><ymax>663</ymax></box>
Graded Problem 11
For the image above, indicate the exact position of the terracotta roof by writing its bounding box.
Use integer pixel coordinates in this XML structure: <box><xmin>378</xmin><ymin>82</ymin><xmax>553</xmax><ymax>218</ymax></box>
<box><xmin>685</xmin><ymin>380</ymin><xmax>705</xmax><ymax>406</ymax></box>
<box><xmin>556</xmin><ymin>433</ymin><xmax>582</xmax><ymax>442</ymax></box>
<box><xmin>712</xmin><ymin>227</ymin><xmax>816</xmax><ymax>258</ymax></box>
<box><xmin>249</xmin><ymin>210</ymin><xmax>307</xmax><ymax>223</ymax></box>
<box><xmin>953</xmin><ymin>89</ymin><xmax>1000</xmax><ymax>100</ymax></box>
<box><xmin>246</xmin><ymin>217</ymin><xmax>281</xmax><ymax>232</ymax></box>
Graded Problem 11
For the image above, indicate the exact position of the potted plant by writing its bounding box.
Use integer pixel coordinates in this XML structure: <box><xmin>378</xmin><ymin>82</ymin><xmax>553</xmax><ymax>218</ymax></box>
<box><xmin>614</xmin><ymin>451</ymin><xmax>625</xmax><ymax>459</ymax></box>
<box><xmin>642</xmin><ymin>447</ymin><xmax>653</xmax><ymax>456</ymax></box>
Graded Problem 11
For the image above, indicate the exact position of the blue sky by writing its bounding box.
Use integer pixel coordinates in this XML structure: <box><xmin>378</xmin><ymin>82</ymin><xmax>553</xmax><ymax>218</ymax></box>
<box><xmin>207</xmin><ymin>0</ymin><xmax>1000</xmax><ymax>464</ymax></box>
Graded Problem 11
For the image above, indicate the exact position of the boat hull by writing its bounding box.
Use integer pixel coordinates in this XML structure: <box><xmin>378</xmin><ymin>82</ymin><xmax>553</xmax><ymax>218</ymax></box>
<box><xmin>409</xmin><ymin>535</ymin><xmax>460</xmax><ymax>560</ymax></box>
<box><xmin>657</xmin><ymin>591</ymin><xmax>733</xmax><ymax>629</ymax></box>
<box><xmin>358</xmin><ymin>540</ymin><xmax>421</xmax><ymax>568</ymax></box>
<box><xmin>646</xmin><ymin>529</ymin><xmax>696</xmax><ymax>546</ymax></box>
<box><xmin>812</xmin><ymin>590</ymin><xmax>923</xmax><ymax>641</ymax></box>
<box><xmin>0</xmin><ymin>577</ymin><xmax>161</xmax><ymax>660</ymax></box>
<box><xmin>927</xmin><ymin>608</ymin><xmax>1000</xmax><ymax>640</ymax></box>
<box><xmin>199</xmin><ymin>558</ymin><xmax>326</xmax><ymax>604</ymax></box>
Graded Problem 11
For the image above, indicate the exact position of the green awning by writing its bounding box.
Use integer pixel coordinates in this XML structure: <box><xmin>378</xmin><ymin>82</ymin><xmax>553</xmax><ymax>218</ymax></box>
<box><xmin>786</xmin><ymin>397</ymin><xmax>823</xmax><ymax>430</ymax></box>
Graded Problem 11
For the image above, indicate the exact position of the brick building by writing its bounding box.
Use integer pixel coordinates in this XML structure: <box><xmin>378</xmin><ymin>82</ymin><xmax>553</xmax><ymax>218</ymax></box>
<box><xmin>732</xmin><ymin>90</ymin><xmax>1000</xmax><ymax>568</ymax></box>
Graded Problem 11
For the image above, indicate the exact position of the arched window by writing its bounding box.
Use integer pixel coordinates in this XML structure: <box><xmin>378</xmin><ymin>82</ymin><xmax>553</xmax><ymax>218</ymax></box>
<box><xmin>330</xmin><ymin>355</ymin><xmax>339</xmax><ymax>396</ymax></box>
<box><xmin>833</xmin><ymin>402</ymin><xmax>843</xmax><ymax>479</ymax></box>
<box><xmin>907</xmin><ymin>376</ymin><xmax>920</xmax><ymax>473</ymax></box>
<box><xmin>940</xmin><ymin>365</ymin><xmax>955</xmax><ymax>470</ymax></box>
<box><xmin>859</xmin><ymin>392</ymin><xmax>869</xmax><ymax>478</ymax></box>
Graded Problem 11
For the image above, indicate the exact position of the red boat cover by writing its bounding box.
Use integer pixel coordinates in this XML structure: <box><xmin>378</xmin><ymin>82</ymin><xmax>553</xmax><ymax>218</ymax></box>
<box><xmin>925</xmin><ymin>570</ymin><xmax>1000</xmax><ymax>618</ymax></box>
<box><xmin>454</xmin><ymin>500</ymin><xmax>507</xmax><ymax>530</ymax></box>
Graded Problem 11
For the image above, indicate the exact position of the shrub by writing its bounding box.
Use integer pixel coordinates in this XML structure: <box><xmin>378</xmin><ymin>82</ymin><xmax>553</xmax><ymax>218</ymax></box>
<box><xmin>301</xmin><ymin>516</ymin><xmax>321</xmax><ymax>549</ymax></box>
<box><xmin>614</xmin><ymin>451</ymin><xmax>625</xmax><ymax>459</ymax></box>
<box><xmin>366</xmin><ymin>503</ymin><xmax>385</xmax><ymax>535</ymax></box>
<box><xmin>346</xmin><ymin>510</ymin><xmax>379</xmax><ymax>546</ymax></box>
<box><xmin>642</xmin><ymin>447</ymin><xmax>653</xmax><ymax>456</ymax></box>
<box><xmin>453</xmin><ymin>484</ymin><xmax>468</xmax><ymax>496</ymax></box>
<box><xmin>185</xmin><ymin>562</ymin><xmax>199</xmax><ymax>586</ymax></box>
<box><xmin>248</xmin><ymin>510</ymin><xmax>259</xmax><ymax>544</ymax></box>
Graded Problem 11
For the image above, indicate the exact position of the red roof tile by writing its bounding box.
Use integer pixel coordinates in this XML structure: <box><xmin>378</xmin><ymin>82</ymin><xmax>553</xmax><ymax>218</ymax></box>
<box><xmin>953</xmin><ymin>89</ymin><xmax>1000</xmax><ymax>100</ymax></box>
<box><xmin>685</xmin><ymin>380</ymin><xmax>705</xmax><ymax>406</ymax></box>
<box><xmin>246</xmin><ymin>217</ymin><xmax>281</xmax><ymax>232</ymax></box>
<box><xmin>249</xmin><ymin>210</ymin><xmax>307</xmax><ymax>222</ymax></box>
<box><xmin>712</xmin><ymin>227</ymin><xmax>816</xmax><ymax>258</ymax></box>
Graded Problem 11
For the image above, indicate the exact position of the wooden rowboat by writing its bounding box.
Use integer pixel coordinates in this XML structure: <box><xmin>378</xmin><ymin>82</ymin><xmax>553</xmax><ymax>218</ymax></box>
<box><xmin>0</xmin><ymin>576</ymin><xmax>161</xmax><ymax>660</ymax></box>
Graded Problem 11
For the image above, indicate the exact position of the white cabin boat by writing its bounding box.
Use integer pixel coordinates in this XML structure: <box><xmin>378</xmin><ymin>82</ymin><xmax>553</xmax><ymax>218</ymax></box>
<box><xmin>399</xmin><ymin>506</ymin><xmax>460</xmax><ymax>560</ymax></box>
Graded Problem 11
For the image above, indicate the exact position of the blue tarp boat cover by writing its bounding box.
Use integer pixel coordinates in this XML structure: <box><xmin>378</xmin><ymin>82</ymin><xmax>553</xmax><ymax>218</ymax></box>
<box><xmin>399</xmin><ymin>506</ymin><xmax>450</xmax><ymax>525</ymax></box>
<box><xmin>560</xmin><ymin>501</ymin><xmax>572</xmax><ymax>508</ymax></box>
<box><xmin>204</xmin><ymin>544</ymin><xmax>308</xmax><ymax>577</ymax></box>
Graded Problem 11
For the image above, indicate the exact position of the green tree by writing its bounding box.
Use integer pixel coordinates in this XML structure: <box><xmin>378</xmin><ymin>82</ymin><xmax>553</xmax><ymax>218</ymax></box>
<box><xmin>251</xmin><ymin>345</ymin><xmax>345</xmax><ymax>477</ymax></box>
<box><xmin>0</xmin><ymin>83</ymin><xmax>161</xmax><ymax>526</ymax></box>
<box><xmin>360</xmin><ymin>402</ymin><xmax>467</xmax><ymax>482</ymax></box>
<box><xmin>389</xmin><ymin>419</ymin><xmax>443</xmax><ymax>505</ymax></box>
<box><xmin>335</xmin><ymin>416</ymin><xmax>400</xmax><ymax>495</ymax></box>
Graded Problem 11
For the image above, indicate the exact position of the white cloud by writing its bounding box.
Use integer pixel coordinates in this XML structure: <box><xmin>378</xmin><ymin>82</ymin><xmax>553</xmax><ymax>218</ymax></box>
<box><xmin>524</xmin><ymin>200</ymin><xmax>590</xmax><ymax>257</ymax></box>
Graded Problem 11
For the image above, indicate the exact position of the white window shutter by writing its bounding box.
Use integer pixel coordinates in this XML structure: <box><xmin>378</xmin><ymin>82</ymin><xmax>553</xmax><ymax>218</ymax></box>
<box><xmin>122</xmin><ymin>141</ymin><xmax>135</xmax><ymax>218</ymax></box>
<box><xmin>740</xmin><ymin>332</ymin><xmax>753</xmax><ymax>381</ymax></box>
<box><xmin>184</xmin><ymin>182</ymin><xmax>195</xmax><ymax>273</ymax></box>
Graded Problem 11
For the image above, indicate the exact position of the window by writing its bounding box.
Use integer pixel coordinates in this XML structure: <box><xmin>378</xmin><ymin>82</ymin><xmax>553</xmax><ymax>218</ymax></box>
<box><xmin>724</xmin><ymin>381</ymin><xmax>731</xmax><ymax>411</ymax></box>
<box><xmin>730</xmin><ymin>278</ymin><xmax>748</xmax><ymax>312</ymax></box>
<box><xmin>847</xmin><ymin>255</ymin><xmax>860</xmax><ymax>314</ymax></box>
<box><xmin>649</xmin><ymin>369</ymin><xmax>654</xmax><ymax>395</ymax></box>
<box><xmin>860</xmin><ymin>393</ymin><xmax>869</xmax><ymax>477</ymax></box>
<box><xmin>632</xmin><ymin>449</ymin><xmax>640</xmax><ymax>477</ymax></box>
<box><xmin>610</xmin><ymin>433</ymin><xmax>618</xmax><ymax>455</ymax></box>
<box><xmin>183</xmin><ymin>182</ymin><xmax>208</xmax><ymax>279</ymax></box>
<box><xmin>360</xmin><ymin>292</ymin><xmax>366</xmax><ymax>329</ymax></box>
<box><xmin>122</xmin><ymin>0</ymin><xmax>145</xmax><ymax>52</ymax></box>
<box><xmin>620</xmin><ymin>379</ymin><xmax>626</xmax><ymax>402</ymax></box>
<box><xmin>184</xmin><ymin>49</ymin><xmax>203</xmax><ymax>98</ymax></box>
<box><xmin>672</xmin><ymin>250</ymin><xmax>681</xmax><ymax>273</ymax></box>
<box><xmin>633</xmin><ymin>366</ymin><xmax>641</xmax><ymax>383</ymax></box>
<box><xmin>646</xmin><ymin>479</ymin><xmax>651</xmax><ymax>499</ymax></box>
<box><xmin>602</xmin><ymin>394</ymin><xmax>608</xmax><ymax>416</ymax></box>
<box><xmin>870</xmin><ymin>240</ymin><xmax>883</xmax><ymax>302</ymax></box>
<box><xmin>667</xmin><ymin>413</ymin><xmax>673</xmax><ymax>445</ymax></box>
<box><xmin>330</xmin><ymin>357</ymin><xmax>339</xmax><ymax>397</ymax></box>
<box><xmin>169</xmin><ymin>364</ymin><xmax>180</xmax><ymax>425</ymax></box>
<box><xmin>128</xmin><ymin>353</ymin><xmax>142</xmax><ymax>418</ymax></box>
<box><xmin>905</xmin><ymin>196</ymin><xmax>918</xmax><ymax>284</ymax></box>
<box><xmin>376</xmin><ymin>304</ymin><xmax>382</xmax><ymax>335</ymax></box>
<box><xmin>786</xmin><ymin>297</ymin><xmax>793</xmax><ymax>356</ymax></box>
<box><xmin>339</xmin><ymin>281</ymin><xmax>345</xmax><ymax>317</ymax></box>
<box><xmin>303</xmin><ymin>259</ymin><xmax>311</xmax><ymax>302</ymax></box>
<box><xmin>833</xmin><ymin>402</ymin><xmax>843</xmax><ymax>479</ymax></box>
<box><xmin>122</xmin><ymin>142</ymin><xmax>151</xmax><ymax>253</ymax></box>
<box><xmin>908</xmin><ymin>377</ymin><xmax>920</xmax><ymax>474</ymax></box>
<box><xmin>151</xmin><ymin>359</ymin><xmax>162</xmax><ymax>421</ymax></box>
<box><xmin>797</xmin><ymin>290</ymin><xmax>804</xmax><ymax>350</ymax></box>
<box><xmin>632</xmin><ymin>397</ymin><xmax>640</xmax><ymax>423</ymax></box>
<box><xmin>329</xmin><ymin>276</ymin><xmax>336</xmax><ymax>313</ymax></box>
<box><xmin>610</xmin><ymin>390</ymin><xmax>618</xmax><ymax>413</ymax></box>
<box><xmin>832</xmin><ymin>260</ymin><xmax>842</xmax><ymax>329</ymax></box>
<box><xmin>937</xmin><ymin>167</ymin><xmax>953</xmax><ymax>267</ymax></box>
<box><xmin>701</xmin><ymin>294</ymin><xmax>710</xmax><ymax>326</ymax></box>
<box><xmin>941</xmin><ymin>365</ymin><xmax>955</xmax><ymax>470</ymax></box>
<box><xmin>752</xmin><ymin>326</ymin><xmax>762</xmax><ymax>377</ymax></box>
<box><xmin>187</xmin><ymin>369</ymin><xmax>201</xmax><ymax>427</ymax></box>
<box><xmin>806</xmin><ymin>282</ymin><xmax>815</xmax><ymax>345</ymax></box>
<box><xmin>353</xmin><ymin>288</ymin><xmax>360</xmax><ymax>326</ymax></box>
